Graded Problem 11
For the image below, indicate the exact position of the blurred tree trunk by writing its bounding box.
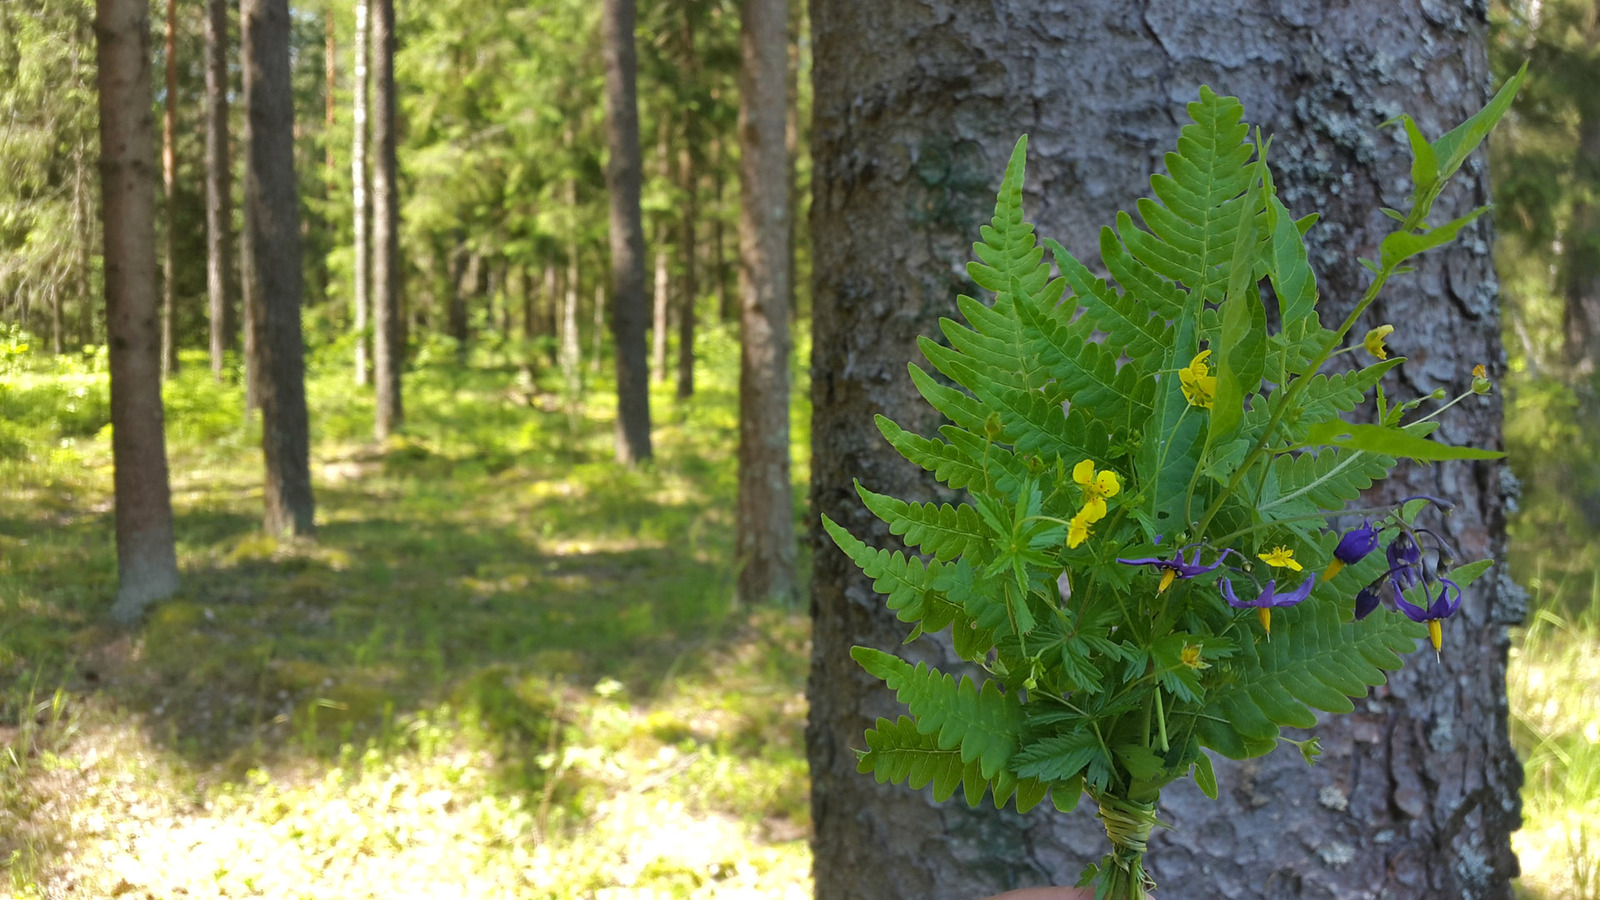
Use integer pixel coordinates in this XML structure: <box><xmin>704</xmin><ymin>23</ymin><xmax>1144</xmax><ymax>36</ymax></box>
<box><xmin>160</xmin><ymin>0</ymin><xmax>177</xmax><ymax>377</ymax></box>
<box><xmin>204</xmin><ymin>0</ymin><xmax>234</xmax><ymax>380</ymax></box>
<box><xmin>242</xmin><ymin>0</ymin><xmax>315</xmax><ymax>537</ymax></box>
<box><xmin>560</xmin><ymin>246</ymin><xmax>581</xmax><ymax>424</ymax></box>
<box><xmin>652</xmin><ymin>232</ymin><xmax>669</xmax><ymax>383</ymax></box>
<box><xmin>785</xmin><ymin>2</ymin><xmax>799</xmax><ymax>324</ymax></box>
<box><xmin>323</xmin><ymin>5</ymin><xmax>335</xmax><ymax>190</ymax></box>
<box><xmin>601</xmin><ymin>0</ymin><xmax>652</xmax><ymax>464</ymax></box>
<box><xmin>1565</xmin><ymin>107</ymin><xmax>1600</xmax><ymax>377</ymax></box>
<box><xmin>676</xmin><ymin>7</ymin><xmax>698</xmax><ymax>400</ymax></box>
<box><xmin>806</xmin><ymin>3</ymin><xmax>1521</xmax><ymax>899</ymax></box>
<box><xmin>713</xmin><ymin>132</ymin><xmax>731</xmax><ymax>323</ymax></box>
<box><xmin>735</xmin><ymin>0</ymin><xmax>794</xmax><ymax>606</ymax></box>
<box><xmin>75</xmin><ymin>136</ymin><xmax>95</xmax><ymax>346</ymax></box>
<box><xmin>451</xmin><ymin>250</ymin><xmax>477</xmax><ymax>360</ymax></box>
<box><xmin>97</xmin><ymin>0</ymin><xmax>180</xmax><ymax>621</ymax></box>
<box><xmin>591</xmin><ymin>282</ymin><xmax>605</xmax><ymax>374</ymax></box>
<box><xmin>544</xmin><ymin>263</ymin><xmax>559</xmax><ymax>366</ymax></box>
<box><xmin>371</xmin><ymin>0</ymin><xmax>403</xmax><ymax>439</ymax></box>
<box><xmin>351</xmin><ymin>0</ymin><xmax>370</xmax><ymax>386</ymax></box>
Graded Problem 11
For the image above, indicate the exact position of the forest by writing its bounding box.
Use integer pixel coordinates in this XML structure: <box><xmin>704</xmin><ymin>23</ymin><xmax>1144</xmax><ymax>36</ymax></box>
<box><xmin>0</xmin><ymin>0</ymin><xmax>1596</xmax><ymax>898</ymax></box>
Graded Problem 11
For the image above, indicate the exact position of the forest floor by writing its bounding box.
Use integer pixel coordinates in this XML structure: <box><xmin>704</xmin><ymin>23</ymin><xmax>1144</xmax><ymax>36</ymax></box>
<box><xmin>0</xmin><ymin>326</ymin><xmax>1594</xmax><ymax>899</ymax></box>
<box><xmin>0</xmin><ymin>327</ymin><xmax>812</xmax><ymax>899</ymax></box>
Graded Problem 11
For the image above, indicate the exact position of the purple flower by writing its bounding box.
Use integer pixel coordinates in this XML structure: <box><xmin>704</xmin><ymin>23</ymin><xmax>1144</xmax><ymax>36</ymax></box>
<box><xmin>1354</xmin><ymin>581</ymin><xmax>1386</xmax><ymax>620</ymax></box>
<box><xmin>1324</xmin><ymin>520</ymin><xmax>1380</xmax><ymax>579</ymax></box>
<box><xmin>1118</xmin><ymin>545</ymin><xmax>1235</xmax><ymax>594</ymax></box>
<box><xmin>1221</xmin><ymin>575</ymin><xmax>1316</xmax><ymax>637</ymax></box>
<box><xmin>1395</xmin><ymin>576</ymin><xmax>1462</xmax><ymax>655</ymax></box>
<box><xmin>1386</xmin><ymin>532</ymin><xmax>1423</xmax><ymax>591</ymax></box>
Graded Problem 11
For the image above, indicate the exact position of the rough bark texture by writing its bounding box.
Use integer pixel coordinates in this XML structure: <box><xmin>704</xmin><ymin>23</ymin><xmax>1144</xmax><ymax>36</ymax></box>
<box><xmin>204</xmin><ymin>0</ymin><xmax>234</xmax><ymax>380</ymax></box>
<box><xmin>601</xmin><ymin>0</ymin><xmax>653</xmax><ymax>465</ymax></box>
<box><xmin>242</xmin><ymin>0</ymin><xmax>315</xmax><ymax>537</ymax></box>
<box><xmin>351</xmin><ymin>0</ymin><xmax>371</xmax><ymax>387</ymax></box>
<box><xmin>160</xmin><ymin>0</ymin><xmax>177</xmax><ymax>377</ymax></box>
<box><xmin>371</xmin><ymin>0</ymin><xmax>403</xmax><ymax>439</ymax></box>
<box><xmin>806</xmin><ymin>3</ymin><xmax>1522</xmax><ymax>899</ymax></box>
<box><xmin>96</xmin><ymin>0</ymin><xmax>180</xmax><ymax>622</ymax></box>
<box><xmin>736</xmin><ymin>0</ymin><xmax>796</xmax><ymax>607</ymax></box>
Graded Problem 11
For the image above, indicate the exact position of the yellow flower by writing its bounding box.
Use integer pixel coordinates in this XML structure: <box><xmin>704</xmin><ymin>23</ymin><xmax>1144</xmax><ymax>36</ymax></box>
<box><xmin>1258</xmin><ymin>545</ymin><xmax>1303</xmax><ymax>571</ymax></box>
<box><xmin>1066</xmin><ymin>508</ymin><xmax>1095</xmax><ymax>549</ymax></box>
<box><xmin>1180</xmin><ymin>643</ymin><xmax>1209</xmax><ymax>670</ymax></box>
<box><xmin>1178</xmin><ymin>350</ymin><xmax>1217</xmax><ymax>409</ymax></box>
<box><xmin>1471</xmin><ymin>364</ymin><xmax>1492</xmax><ymax>396</ymax></box>
<box><xmin>1362</xmin><ymin>325</ymin><xmax>1394</xmax><ymax>360</ymax></box>
<box><xmin>1072</xmin><ymin>459</ymin><xmax>1120</xmax><ymax>523</ymax></box>
<box><xmin>1472</xmin><ymin>364</ymin><xmax>1486</xmax><ymax>378</ymax></box>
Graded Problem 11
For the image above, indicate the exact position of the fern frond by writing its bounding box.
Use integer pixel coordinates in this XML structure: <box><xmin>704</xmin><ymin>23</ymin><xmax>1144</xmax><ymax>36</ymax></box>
<box><xmin>856</xmin><ymin>482</ymin><xmax>991</xmax><ymax>563</ymax></box>
<box><xmin>875</xmin><ymin>416</ymin><xmax>1023</xmax><ymax>495</ymax></box>
<box><xmin>966</xmin><ymin>136</ymin><xmax>1052</xmax><ymax>312</ymax></box>
<box><xmin>852</xmin><ymin>646</ymin><xmax>1023</xmax><ymax>780</ymax></box>
<box><xmin>1195</xmin><ymin>599</ymin><xmax>1421</xmax><ymax>759</ymax></box>
<box><xmin>857</xmin><ymin>716</ymin><xmax>1050</xmax><ymax>812</ymax></box>
<box><xmin>821</xmin><ymin>515</ymin><xmax>944</xmax><ymax>623</ymax></box>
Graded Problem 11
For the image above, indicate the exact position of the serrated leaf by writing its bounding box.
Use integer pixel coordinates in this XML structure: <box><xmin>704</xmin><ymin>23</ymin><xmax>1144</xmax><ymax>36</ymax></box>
<box><xmin>1303</xmin><ymin>420</ymin><xmax>1504</xmax><ymax>461</ymax></box>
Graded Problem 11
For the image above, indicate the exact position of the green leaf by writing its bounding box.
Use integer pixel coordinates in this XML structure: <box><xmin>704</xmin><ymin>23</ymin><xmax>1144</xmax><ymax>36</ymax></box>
<box><xmin>1303</xmin><ymin>420</ymin><xmax>1505</xmax><ymax>461</ymax></box>
<box><xmin>1448</xmin><ymin>558</ymin><xmax>1494</xmax><ymax>590</ymax></box>
<box><xmin>1192</xmin><ymin>752</ymin><xmax>1217</xmax><ymax>799</ymax></box>
<box><xmin>856</xmin><ymin>481</ymin><xmax>994</xmax><ymax>562</ymax></box>
<box><xmin>852</xmin><ymin>647</ymin><xmax>1023</xmax><ymax>780</ymax></box>
<box><xmin>1397</xmin><ymin>114</ymin><xmax>1438</xmax><ymax>196</ymax></box>
<box><xmin>1430</xmin><ymin>62</ymin><xmax>1528</xmax><ymax>183</ymax></box>
<box><xmin>1379</xmin><ymin>206</ymin><xmax>1489</xmax><ymax>269</ymax></box>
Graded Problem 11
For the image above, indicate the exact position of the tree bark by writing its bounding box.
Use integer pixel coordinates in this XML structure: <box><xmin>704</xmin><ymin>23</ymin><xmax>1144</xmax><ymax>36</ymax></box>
<box><xmin>351</xmin><ymin>0</ymin><xmax>371</xmax><ymax>386</ymax></box>
<box><xmin>807</xmin><ymin>3</ymin><xmax>1521</xmax><ymax>899</ymax></box>
<box><xmin>324</xmin><ymin>5</ymin><xmax>336</xmax><ymax>192</ymax></box>
<box><xmin>713</xmin><ymin>132</ymin><xmax>731</xmax><ymax>323</ymax></box>
<box><xmin>160</xmin><ymin>0</ymin><xmax>177</xmax><ymax>377</ymax></box>
<box><xmin>242</xmin><ymin>0</ymin><xmax>315</xmax><ymax>537</ymax></box>
<box><xmin>652</xmin><ymin>237</ymin><xmax>669</xmax><ymax>383</ymax></box>
<box><xmin>371</xmin><ymin>0</ymin><xmax>403</xmax><ymax>439</ymax></box>
<box><xmin>591</xmin><ymin>282</ymin><xmax>605</xmax><ymax>374</ymax></box>
<box><xmin>736</xmin><ymin>0</ymin><xmax>795</xmax><ymax>606</ymax></box>
<box><xmin>676</xmin><ymin>6</ymin><xmax>698</xmax><ymax>399</ymax></box>
<box><xmin>96</xmin><ymin>0</ymin><xmax>180</xmax><ymax>622</ymax></box>
<box><xmin>204</xmin><ymin>0</ymin><xmax>234</xmax><ymax>380</ymax></box>
<box><xmin>600</xmin><ymin>0</ymin><xmax>653</xmax><ymax>465</ymax></box>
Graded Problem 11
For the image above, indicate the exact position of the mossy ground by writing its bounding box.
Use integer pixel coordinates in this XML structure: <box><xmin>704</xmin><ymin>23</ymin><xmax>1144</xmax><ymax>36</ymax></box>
<box><xmin>0</xmin><ymin>325</ymin><xmax>812</xmax><ymax>898</ymax></box>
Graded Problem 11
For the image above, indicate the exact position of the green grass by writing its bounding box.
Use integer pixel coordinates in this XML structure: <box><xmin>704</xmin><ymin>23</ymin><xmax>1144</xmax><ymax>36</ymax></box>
<box><xmin>0</xmin><ymin>323</ymin><xmax>813</xmax><ymax>899</ymax></box>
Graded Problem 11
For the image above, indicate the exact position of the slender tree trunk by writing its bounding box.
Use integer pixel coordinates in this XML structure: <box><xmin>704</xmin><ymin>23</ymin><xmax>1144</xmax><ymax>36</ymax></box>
<box><xmin>75</xmin><ymin>138</ymin><xmax>95</xmax><ymax>347</ymax></box>
<box><xmin>160</xmin><ymin>0</ymin><xmax>177</xmax><ymax>377</ymax></box>
<box><xmin>784</xmin><ymin>3</ymin><xmax>799</xmax><ymax>325</ymax></box>
<box><xmin>450</xmin><ymin>250</ymin><xmax>476</xmax><ymax>358</ymax></box>
<box><xmin>735</xmin><ymin>0</ymin><xmax>795</xmax><ymax>606</ymax></box>
<box><xmin>677</xmin><ymin>12</ymin><xmax>698</xmax><ymax>400</ymax></box>
<box><xmin>600</xmin><ymin>0</ymin><xmax>652</xmax><ymax>464</ymax></box>
<box><xmin>324</xmin><ymin>5</ymin><xmax>336</xmax><ymax>190</ymax></box>
<box><xmin>543</xmin><ymin>263</ymin><xmax>559</xmax><ymax>366</ymax></box>
<box><xmin>590</xmin><ymin>282</ymin><xmax>605</xmax><ymax>374</ymax></box>
<box><xmin>96</xmin><ymin>0</ymin><xmax>180</xmax><ymax>622</ymax></box>
<box><xmin>1565</xmin><ymin>109</ymin><xmax>1600</xmax><ymax>378</ymax></box>
<box><xmin>371</xmin><ymin>0</ymin><xmax>403</xmax><ymax>438</ymax></box>
<box><xmin>713</xmin><ymin>132</ymin><xmax>731</xmax><ymax>323</ymax></box>
<box><xmin>204</xmin><ymin>0</ymin><xmax>234</xmax><ymax>380</ymax></box>
<box><xmin>351</xmin><ymin>0</ymin><xmax>370</xmax><ymax>386</ymax></box>
<box><xmin>651</xmin><ymin>238</ymin><xmax>669</xmax><ymax>383</ymax></box>
<box><xmin>560</xmin><ymin>248</ymin><xmax>582</xmax><ymax>426</ymax></box>
<box><xmin>51</xmin><ymin>284</ymin><xmax>63</xmax><ymax>355</ymax></box>
<box><xmin>806</xmin><ymin>4</ymin><xmax>1521</xmax><ymax>899</ymax></box>
<box><xmin>242</xmin><ymin>0</ymin><xmax>315</xmax><ymax>537</ymax></box>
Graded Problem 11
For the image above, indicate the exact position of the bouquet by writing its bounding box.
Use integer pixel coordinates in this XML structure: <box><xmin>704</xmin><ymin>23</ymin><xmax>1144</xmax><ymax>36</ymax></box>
<box><xmin>823</xmin><ymin>67</ymin><xmax>1525</xmax><ymax>899</ymax></box>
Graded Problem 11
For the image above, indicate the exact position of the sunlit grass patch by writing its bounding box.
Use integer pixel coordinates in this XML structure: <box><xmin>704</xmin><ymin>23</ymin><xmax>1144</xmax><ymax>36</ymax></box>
<box><xmin>1</xmin><ymin>325</ymin><xmax>813</xmax><ymax>898</ymax></box>
<box><xmin>1509</xmin><ymin>570</ymin><xmax>1600</xmax><ymax>900</ymax></box>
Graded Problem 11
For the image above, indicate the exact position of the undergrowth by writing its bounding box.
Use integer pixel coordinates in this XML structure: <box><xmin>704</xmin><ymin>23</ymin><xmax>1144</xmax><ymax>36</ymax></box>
<box><xmin>0</xmin><ymin>323</ymin><xmax>812</xmax><ymax>899</ymax></box>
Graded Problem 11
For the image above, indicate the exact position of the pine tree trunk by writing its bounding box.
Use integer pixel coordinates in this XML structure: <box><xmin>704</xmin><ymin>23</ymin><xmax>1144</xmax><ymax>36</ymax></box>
<box><xmin>160</xmin><ymin>0</ymin><xmax>178</xmax><ymax>377</ymax></box>
<box><xmin>351</xmin><ymin>0</ymin><xmax>370</xmax><ymax>386</ymax></box>
<box><xmin>241</xmin><ymin>0</ymin><xmax>315</xmax><ymax>537</ymax></box>
<box><xmin>713</xmin><ymin>132</ymin><xmax>731</xmax><ymax>323</ymax></box>
<box><xmin>96</xmin><ymin>0</ymin><xmax>180</xmax><ymax>622</ymax></box>
<box><xmin>204</xmin><ymin>0</ymin><xmax>234</xmax><ymax>380</ymax></box>
<box><xmin>370</xmin><ymin>0</ymin><xmax>403</xmax><ymax>439</ymax></box>
<box><xmin>323</xmin><ymin>5</ymin><xmax>336</xmax><ymax>191</ymax></box>
<box><xmin>543</xmin><ymin>263</ymin><xmax>559</xmax><ymax>366</ymax></box>
<box><xmin>560</xmin><ymin>248</ymin><xmax>582</xmax><ymax>424</ymax></box>
<box><xmin>675</xmin><ymin>7</ymin><xmax>698</xmax><ymax>399</ymax></box>
<box><xmin>807</xmin><ymin>3</ymin><xmax>1521</xmax><ymax>898</ymax></box>
<box><xmin>75</xmin><ymin>136</ymin><xmax>95</xmax><ymax>347</ymax></box>
<box><xmin>735</xmin><ymin>0</ymin><xmax>795</xmax><ymax>606</ymax></box>
<box><xmin>652</xmin><ymin>240</ymin><xmax>669</xmax><ymax>383</ymax></box>
<box><xmin>591</xmin><ymin>283</ymin><xmax>605</xmax><ymax>374</ymax></box>
<box><xmin>600</xmin><ymin>0</ymin><xmax>652</xmax><ymax>464</ymax></box>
